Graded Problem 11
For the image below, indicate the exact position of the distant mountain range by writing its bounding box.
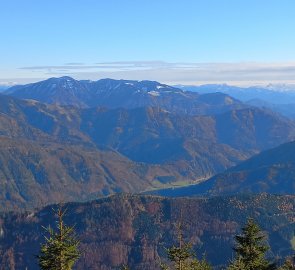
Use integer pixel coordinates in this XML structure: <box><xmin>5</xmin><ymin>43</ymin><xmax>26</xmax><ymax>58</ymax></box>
<box><xmin>5</xmin><ymin>76</ymin><xmax>247</xmax><ymax>115</ymax></box>
<box><xmin>178</xmin><ymin>84</ymin><xmax>295</xmax><ymax>118</ymax></box>
<box><xmin>2</xmin><ymin>77</ymin><xmax>295</xmax><ymax>209</ymax></box>
<box><xmin>8</xmin><ymin>78</ymin><xmax>295</xmax><ymax>118</ymax></box>
<box><xmin>246</xmin><ymin>99</ymin><xmax>295</xmax><ymax>119</ymax></box>
<box><xmin>178</xmin><ymin>84</ymin><xmax>295</xmax><ymax>104</ymax></box>
<box><xmin>0</xmin><ymin>194</ymin><xmax>294</xmax><ymax>269</ymax></box>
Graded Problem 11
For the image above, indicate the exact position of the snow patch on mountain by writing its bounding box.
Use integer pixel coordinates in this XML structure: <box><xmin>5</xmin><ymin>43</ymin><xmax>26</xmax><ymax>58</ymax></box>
<box><xmin>148</xmin><ymin>91</ymin><xmax>160</xmax><ymax>97</ymax></box>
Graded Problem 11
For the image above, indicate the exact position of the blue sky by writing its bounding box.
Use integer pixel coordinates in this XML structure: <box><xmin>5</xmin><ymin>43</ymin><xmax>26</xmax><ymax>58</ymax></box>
<box><xmin>1</xmin><ymin>0</ymin><xmax>295</xmax><ymax>85</ymax></box>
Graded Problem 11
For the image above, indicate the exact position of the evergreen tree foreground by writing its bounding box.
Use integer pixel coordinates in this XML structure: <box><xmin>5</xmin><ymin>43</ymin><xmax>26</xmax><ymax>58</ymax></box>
<box><xmin>161</xmin><ymin>222</ymin><xmax>212</xmax><ymax>270</ymax></box>
<box><xmin>228</xmin><ymin>218</ymin><xmax>276</xmax><ymax>270</ymax></box>
<box><xmin>37</xmin><ymin>206</ymin><xmax>80</xmax><ymax>270</ymax></box>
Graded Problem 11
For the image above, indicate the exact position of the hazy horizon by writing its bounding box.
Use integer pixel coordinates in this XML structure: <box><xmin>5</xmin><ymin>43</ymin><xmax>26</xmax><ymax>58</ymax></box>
<box><xmin>3</xmin><ymin>70</ymin><xmax>295</xmax><ymax>89</ymax></box>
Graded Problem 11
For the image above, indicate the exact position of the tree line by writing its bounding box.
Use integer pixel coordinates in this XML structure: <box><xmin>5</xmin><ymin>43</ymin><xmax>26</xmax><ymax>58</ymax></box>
<box><xmin>36</xmin><ymin>207</ymin><xmax>295</xmax><ymax>270</ymax></box>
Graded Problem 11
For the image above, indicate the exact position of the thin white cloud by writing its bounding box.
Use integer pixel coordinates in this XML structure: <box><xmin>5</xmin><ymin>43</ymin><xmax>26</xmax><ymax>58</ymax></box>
<box><xmin>4</xmin><ymin>61</ymin><xmax>295</xmax><ymax>86</ymax></box>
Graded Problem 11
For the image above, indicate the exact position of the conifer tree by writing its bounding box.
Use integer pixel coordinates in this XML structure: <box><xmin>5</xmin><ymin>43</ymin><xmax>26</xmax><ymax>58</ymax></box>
<box><xmin>228</xmin><ymin>218</ymin><xmax>275</xmax><ymax>270</ymax></box>
<box><xmin>227</xmin><ymin>256</ymin><xmax>246</xmax><ymax>270</ymax></box>
<box><xmin>37</xmin><ymin>206</ymin><xmax>80</xmax><ymax>270</ymax></box>
<box><xmin>189</xmin><ymin>256</ymin><xmax>212</xmax><ymax>270</ymax></box>
<box><xmin>279</xmin><ymin>257</ymin><xmax>295</xmax><ymax>270</ymax></box>
<box><xmin>165</xmin><ymin>241</ymin><xmax>193</xmax><ymax>270</ymax></box>
<box><xmin>161</xmin><ymin>222</ymin><xmax>211</xmax><ymax>270</ymax></box>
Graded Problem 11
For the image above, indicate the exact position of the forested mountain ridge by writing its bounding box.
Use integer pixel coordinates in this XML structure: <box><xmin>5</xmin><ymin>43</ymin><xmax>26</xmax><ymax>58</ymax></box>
<box><xmin>204</xmin><ymin>140</ymin><xmax>295</xmax><ymax>195</ymax></box>
<box><xmin>1</xmin><ymin>91</ymin><xmax>295</xmax><ymax>210</ymax></box>
<box><xmin>0</xmin><ymin>194</ymin><xmax>294</xmax><ymax>269</ymax></box>
<box><xmin>0</xmin><ymin>137</ymin><xmax>196</xmax><ymax>211</ymax></box>
<box><xmin>2</xmin><ymin>94</ymin><xmax>294</xmax><ymax>162</ymax></box>
<box><xmin>149</xmin><ymin>140</ymin><xmax>295</xmax><ymax>197</ymax></box>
